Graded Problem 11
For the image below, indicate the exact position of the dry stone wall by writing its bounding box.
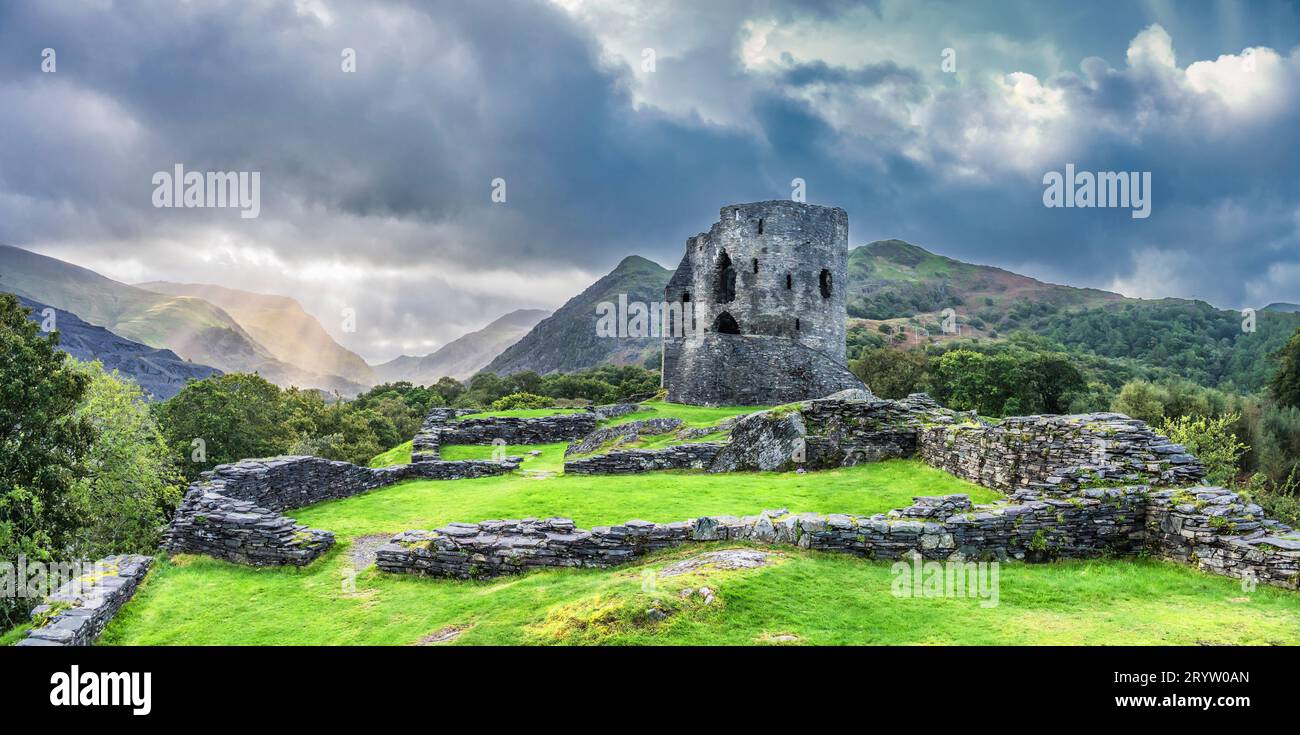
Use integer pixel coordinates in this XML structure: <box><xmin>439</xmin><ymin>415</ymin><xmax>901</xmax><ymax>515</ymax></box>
<box><xmin>564</xmin><ymin>443</ymin><xmax>725</xmax><ymax>474</ymax></box>
<box><xmin>18</xmin><ymin>555</ymin><xmax>153</xmax><ymax>646</ymax></box>
<box><xmin>1147</xmin><ymin>487</ymin><xmax>1300</xmax><ymax>589</ymax></box>
<box><xmin>376</xmin><ymin>486</ymin><xmax>1299</xmax><ymax>590</ymax></box>
<box><xmin>165</xmin><ymin>455</ymin><xmax>518</xmax><ymax>566</ymax></box>
<box><xmin>413</xmin><ymin>409</ymin><xmax>602</xmax><ymax>461</ymax></box>
<box><xmin>918</xmin><ymin>413</ymin><xmax>1205</xmax><ymax>493</ymax></box>
<box><xmin>564</xmin><ymin>417</ymin><xmax>684</xmax><ymax>457</ymax></box>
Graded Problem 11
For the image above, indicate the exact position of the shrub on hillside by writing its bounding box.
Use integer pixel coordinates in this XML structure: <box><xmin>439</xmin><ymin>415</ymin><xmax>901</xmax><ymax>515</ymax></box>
<box><xmin>1253</xmin><ymin>404</ymin><xmax>1300</xmax><ymax>486</ymax></box>
<box><xmin>492</xmin><ymin>392</ymin><xmax>556</xmax><ymax>411</ymax></box>
<box><xmin>1247</xmin><ymin>471</ymin><xmax>1300</xmax><ymax>528</ymax></box>
<box><xmin>1111</xmin><ymin>381</ymin><xmax>1166</xmax><ymax>424</ymax></box>
<box><xmin>1271</xmin><ymin>327</ymin><xmax>1300</xmax><ymax>409</ymax></box>
<box><xmin>1159</xmin><ymin>414</ymin><xmax>1248</xmax><ymax>486</ymax></box>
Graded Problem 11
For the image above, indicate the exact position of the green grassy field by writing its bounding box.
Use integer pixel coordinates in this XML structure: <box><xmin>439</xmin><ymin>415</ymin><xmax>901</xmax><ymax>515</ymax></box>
<box><xmin>92</xmin><ymin>444</ymin><xmax>1300</xmax><ymax>646</ymax></box>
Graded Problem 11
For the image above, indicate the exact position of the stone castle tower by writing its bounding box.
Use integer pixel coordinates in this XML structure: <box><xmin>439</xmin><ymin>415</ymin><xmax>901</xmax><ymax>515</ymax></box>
<box><xmin>662</xmin><ymin>200</ymin><xmax>867</xmax><ymax>405</ymax></box>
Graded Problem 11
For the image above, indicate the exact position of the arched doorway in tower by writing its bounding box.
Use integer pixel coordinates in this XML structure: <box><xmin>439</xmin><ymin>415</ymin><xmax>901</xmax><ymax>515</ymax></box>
<box><xmin>713</xmin><ymin>311</ymin><xmax>741</xmax><ymax>335</ymax></box>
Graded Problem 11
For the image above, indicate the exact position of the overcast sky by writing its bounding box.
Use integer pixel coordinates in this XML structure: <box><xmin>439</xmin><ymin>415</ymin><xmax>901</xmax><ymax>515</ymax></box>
<box><xmin>2</xmin><ymin>0</ymin><xmax>1298</xmax><ymax>362</ymax></box>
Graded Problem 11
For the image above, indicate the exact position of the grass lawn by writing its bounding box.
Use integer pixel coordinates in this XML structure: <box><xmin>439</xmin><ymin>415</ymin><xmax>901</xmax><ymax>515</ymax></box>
<box><xmin>95</xmin><ymin>449</ymin><xmax>1300</xmax><ymax>646</ymax></box>
<box><xmin>368</xmin><ymin>441</ymin><xmax>413</xmax><ymax>467</ymax></box>
<box><xmin>609</xmin><ymin>399</ymin><xmax>764</xmax><ymax>428</ymax></box>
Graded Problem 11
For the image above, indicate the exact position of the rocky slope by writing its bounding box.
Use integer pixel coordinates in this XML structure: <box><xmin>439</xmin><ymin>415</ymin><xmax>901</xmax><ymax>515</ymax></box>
<box><xmin>14</xmin><ymin>294</ymin><xmax>221</xmax><ymax>399</ymax></box>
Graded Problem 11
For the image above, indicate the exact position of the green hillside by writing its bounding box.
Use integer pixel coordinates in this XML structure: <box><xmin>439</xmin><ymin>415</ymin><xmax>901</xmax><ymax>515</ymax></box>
<box><xmin>845</xmin><ymin>240</ymin><xmax>1300</xmax><ymax>393</ymax></box>
<box><xmin>485</xmin><ymin>255</ymin><xmax>671</xmax><ymax>375</ymax></box>
<box><xmin>846</xmin><ymin>239</ymin><xmax>1123</xmax><ymax>320</ymax></box>
<box><xmin>0</xmin><ymin>245</ymin><xmax>368</xmax><ymax>395</ymax></box>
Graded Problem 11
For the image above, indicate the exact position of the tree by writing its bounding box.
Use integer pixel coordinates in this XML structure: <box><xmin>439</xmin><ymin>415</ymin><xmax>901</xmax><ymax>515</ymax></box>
<box><xmin>1271</xmin><ymin>327</ymin><xmax>1300</xmax><ymax>410</ymax></box>
<box><xmin>67</xmin><ymin>360</ymin><xmax>183</xmax><ymax>556</ymax></box>
<box><xmin>1254</xmin><ymin>404</ymin><xmax>1300</xmax><ymax>486</ymax></box>
<box><xmin>0</xmin><ymin>294</ymin><xmax>95</xmax><ymax>626</ymax></box>
<box><xmin>1112</xmin><ymin>381</ymin><xmax>1166</xmax><ymax>424</ymax></box>
<box><xmin>155</xmin><ymin>374</ymin><xmax>294</xmax><ymax>480</ymax></box>
<box><xmin>850</xmin><ymin>348</ymin><xmax>927</xmax><ymax>399</ymax></box>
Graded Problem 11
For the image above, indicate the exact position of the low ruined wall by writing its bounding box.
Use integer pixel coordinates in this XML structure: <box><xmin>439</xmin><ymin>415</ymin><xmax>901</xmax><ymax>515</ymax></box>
<box><xmin>565</xmin><ymin>417</ymin><xmax>683</xmax><ymax>457</ymax></box>
<box><xmin>702</xmin><ymin>392</ymin><xmax>959</xmax><ymax>472</ymax></box>
<box><xmin>563</xmin><ymin>443</ymin><xmax>725</xmax><ymax>475</ymax></box>
<box><xmin>435</xmin><ymin>413</ymin><xmax>599</xmax><ymax>445</ymax></box>
<box><xmin>166</xmin><ymin>455</ymin><xmax>518</xmax><ymax>566</ymax></box>
<box><xmin>18</xmin><ymin>555</ymin><xmax>153</xmax><ymax>646</ymax></box>
<box><xmin>413</xmin><ymin>410</ymin><xmax>603</xmax><ymax>460</ymax></box>
<box><xmin>378</xmin><ymin>518</ymin><xmax>694</xmax><ymax>578</ymax></box>
<box><xmin>376</xmin><ymin>486</ymin><xmax>1299</xmax><ymax>590</ymax></box>
<box><xmin>374</xmin><ymin>489</ymin><xmax>1148</xmax><ymax>580</ymax></box>
<box><xmin>166</xmin><ymin>489</ymin><xmax>336</xmax><ymax>566</ymax></box>
<box><xmin>799</xmin><ymin>393</ymin><xmax>963</xmax><ymax>467</ymax></box>
<box><xmin>1147</xmin><ymin>487</ymin><xmax>1300</xmax><ymax>589</ymax></box>
<box><xmin>918</xmin><ymin>413</ymin><xmax>1205</xmax><ymax>493</ymax></box>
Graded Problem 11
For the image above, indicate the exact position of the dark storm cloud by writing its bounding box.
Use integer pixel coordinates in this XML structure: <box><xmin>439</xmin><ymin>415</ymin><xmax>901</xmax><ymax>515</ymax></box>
<box><xmin>0</xmin><ymin>0</ymin><xmax>1298</xmax><ymax>361</ymax></box>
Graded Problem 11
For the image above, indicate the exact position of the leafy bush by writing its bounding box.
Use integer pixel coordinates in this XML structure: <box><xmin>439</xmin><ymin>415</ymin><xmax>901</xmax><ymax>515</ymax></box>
<box><xmin>1271</xmin><ymin>327</ymin><xmax>1300</xmax><ymax>409</ymax></box>
<box><xmin>1246</xmin><ymin>471</ymin><xmax>1300</xmax><ymax>528</ymax></box>
<box><xmin>924</xmin><ymin>347</ymin><xmax>1083</xmax><ymax>416</ymax></box>
<box><xmin>1112</xmin><ymin>381</ymin><xmax>1166</xmax><ymax>424</ymax></box>
<box><xmin>491</xmin><ymin>392</ymin><xmax>556</xmax><ymax>411</ymax></box>
<box><xmin>1253</xmin><ymin>404</ymin><xmax>1300</xmax><ymax>485</ymax></box>
<box><xmin>1159</xmin><ymin>414</ymin><xmax>1248</xmax><ymax>486</ymax></box>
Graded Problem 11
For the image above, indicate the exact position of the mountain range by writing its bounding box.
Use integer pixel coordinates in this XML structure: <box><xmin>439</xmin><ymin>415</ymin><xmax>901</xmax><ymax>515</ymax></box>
<box><xmin>485</xmin><ymin>240</ymin><xmax>1300</xmax><ymax>393</ymax></box>
<box><xmin>14</xmin><ymin>294</ymin><xmax>221</xmax><ymax>399</ymax></box>
<box><xmin>374</xmin><ymin>308</ymin><xmax>550</xmax><ymax>383</ymax></box>
<box><xmin>0</xmin><ymin>245</ymin><xmax>364</xmax><ymax>395</ymax></box>
<box><xmin>5</xmin><ymin>238</ymin><xmax>1298</xmax><ymax>397</ymax></box>
<box><xmin>135</xmin><ymin>281</ymin><xmax>375</xmax><ymax>385</ymax></box>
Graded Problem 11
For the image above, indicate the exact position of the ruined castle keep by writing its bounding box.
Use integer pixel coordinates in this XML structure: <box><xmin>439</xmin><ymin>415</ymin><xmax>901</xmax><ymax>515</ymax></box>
<box><xmin>662</xmin><ymin>200</ymin><xmax>866</xmax><ymax>405</ymax></box>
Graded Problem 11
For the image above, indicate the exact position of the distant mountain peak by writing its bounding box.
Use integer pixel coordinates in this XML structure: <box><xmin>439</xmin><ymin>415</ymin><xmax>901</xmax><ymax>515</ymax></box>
<box><xmin>484</xmin><ymin>256</ymin><xmax>670</xmax><ymax>376</ymax></box>
<box><xmin>373</xmin><ymin>307</ymin><xmax>552</xmax><ymax>384</ymax></box>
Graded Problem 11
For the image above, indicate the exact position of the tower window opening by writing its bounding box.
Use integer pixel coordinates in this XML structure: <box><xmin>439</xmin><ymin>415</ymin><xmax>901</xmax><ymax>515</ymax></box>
<box><xmin>785</xmin><ymin>273</ymin><xmax>792</xmax><ymax>290</ymax></box>
<box><xmin>819</xmin><ymin>269</ymin><xmax>832</xmax><ymax>298</ymax></box>
<box><xmin>751</xmin><ymin>258</ymin><xmax>758</xmax><ymax>274</ymax></box>
<box><xmin>758</xmin><ymin>218</ymin><xmax>764</xmax><ymax>235</ymax></box>
<box><xmin>795</xmin><ymin>318</ymin><xmax>801</xmax><ymax>331</ymax></box>
<box><xmin>714</xmin><ymin>311</ymin><xmax>741</xmax><ymax>335</ymax></box>
<box><xmin>715</xmin><ymin>251</ymin><xmax>736</xmax><ymax>303</ymax></box>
